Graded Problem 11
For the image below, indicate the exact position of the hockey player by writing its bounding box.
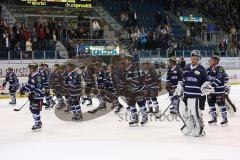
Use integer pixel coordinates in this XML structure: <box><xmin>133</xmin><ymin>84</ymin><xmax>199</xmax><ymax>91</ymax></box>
<box><xmin>49</xmin><ymin>64</ymin><xmax>66</xmax><ymax>110</ymax></box>
<box><xmin>165</xmin><ymin>57</ymin><xmax>182</xmax><ymax>114</ymax></box>
<box><xmin>105</xmin><ymin>65</ymin><xmax>118</xmax><ymax>106</ymax></box>
<box><xmin>88</xmin><ymin>64</ymin><xmax>118</xmax><ymax>114</ymax></box>
<box><xmin>39</xmin><ymin>63</ymin><xmax>55</xmax><ymax>109</ymax></box>
<box><xmin>20</xmin><ymin>63</ymin><xmax>44</xmax><ymax>131</ymax></box>
<box><xmin>82</xmin><ymin>63</ymin><xmax>97</xmax><ymax>106</ymax></box>
<box><xmin>88</xmin><ymin>63</ymin><xmax>107</xmax><ymax>113</ymax></box>
<box><xmin>142</xmin><ymin>60</ymin><xmax>161</xmax><ymax>115</ymax></box>
<box><xmin>206</xmin><ymin>55</ymin><xmax>229</xmax><ymax>126</ymax></box>
<box><xmin>175</xmin><ymin>50</ymin><xmax>213</xmax><ymax>137</ymax></box>
<box><xmin>124</xmin><ymin>56</ymin><xmax>147</xmax><ymax>126</ymax></box>
<box><xmin>113</xmin><ymin>60</ymin><xmax>126</xmax><ymax>114</ymax></box>
<box><xmin>2</xmin><ymin>67</ymin><xmax>19</xmax><ymax>105</ymax></box>
<box><xmin>65</xmin><ymin>62</ymin><xmax>82</xmax><ymax>120</ymax></box>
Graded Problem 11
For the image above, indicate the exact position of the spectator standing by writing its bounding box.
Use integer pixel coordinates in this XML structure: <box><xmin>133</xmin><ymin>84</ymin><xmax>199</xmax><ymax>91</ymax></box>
<box><xmin>139</xmin><ymin>29</ymin><xmax>148</xmax><ymax>50</ymax></box>
<box><xmin>3</xmin><ymin>32</ymin><xmax>11</xmax><ymax>57</ymax></box>
<box><xmin>37</xmin><ymin>27</ymin><xmax>46</xmax><ymax>50</ymax></box>
<box><xmin>25</xmin><ymin>38</ymin><xmax>32</xmax><ymax>59</ymax></box>
<box><xmin>31</xmin><ymin>28</ymin><xmax>37</xmax><ymax>50</ymax></box>
<box><xmin>53</xmin><ymin>30</ymin><xmax>57</xmax><ymax>50</ymax></box>
<box><xmin>92</xmin><ymin>19</ymin><xmax>100</xmax><ymax>38</ymax></box>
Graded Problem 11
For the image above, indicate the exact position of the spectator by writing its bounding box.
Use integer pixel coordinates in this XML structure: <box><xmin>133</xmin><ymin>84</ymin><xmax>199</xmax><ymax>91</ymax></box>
<box><xmin>25</xmin><ymin>38</ymin><xmax>32</xmax><ymax>59</ymax></box>
<box><xmin>3</xmin><ymin>32</ymin><xmax>11</xmax><ymax>56</ymax></box>
<box><xmin>138</xmin><ymin>29</ymin><xmax>148</xmax><ymax>50</ymax></box>
<box><xmin>37</xmin><ymin>27</ymin><xmax>46</xmax><ymax>50</ymax></box>
<box><xmin>156</xmin><ymin>11</ymin><xmax>163</xmax><ymax>26</ymax></box>
<box><xmin>121</xmin><ymin>11</ymin><xmax>128</xmax><ymax>28</ymax></box>
<box><xmin>131</xmin><ymin>10</ymin><xmax>138</xmax><ymax>27</ymax></box>
<box><xmin>218</xmin><ymin>41</ymin><xmax>225</xmax><ymax>56</ymax></box>
<box><xmin>53</xmin><ymin>30</ymin><xmax>57</xmax><ymax>50</ymax></box>
<box><xmin>31</xmin><ymin>27</ymin><xmax>37</xmax><ymax>50</ymax></box>
<box><xmin>13</xmin><ymin>42</ymin><xmax>21</xmax><ymax>59</ymax></box>
<box><xmin>92</xmin><ymin>19</ymin><xmax>100</xmax><ymax>31</ymax></box>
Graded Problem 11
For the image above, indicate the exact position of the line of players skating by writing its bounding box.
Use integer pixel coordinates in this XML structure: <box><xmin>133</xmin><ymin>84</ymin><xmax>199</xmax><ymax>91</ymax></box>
<box><xmin>1</xmin><ymin>50</ymin><xmax>237</xmax><ymax>137</ymax></box>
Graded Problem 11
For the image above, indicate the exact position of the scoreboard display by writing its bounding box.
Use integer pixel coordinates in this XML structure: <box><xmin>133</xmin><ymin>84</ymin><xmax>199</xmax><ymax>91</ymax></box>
<box><xmin>20</xmin><ymin>0</ymin><xmax>92</xmax><ymax>8</ymax></box>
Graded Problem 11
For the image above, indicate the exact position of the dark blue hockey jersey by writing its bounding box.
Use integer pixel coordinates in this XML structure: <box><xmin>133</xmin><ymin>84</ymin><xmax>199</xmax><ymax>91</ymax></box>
<box><xmin>104</xmin><ymin>72</ymin><xmax>114</xmax><ymax>91</ymax></box>
<box><xmin>21</xmin><ymin>72</ymin><xmax>44</xmax><ymax>99</ymax></box>
<box><xmin>142</xmin><ymin>68</ymin><xmax>160</xmax><ymax>91</ymax></box>
<box><xmin>39</xmin><ymin>68</ymin><xmax>51</xmax><ymax>89</ymax></box>
<box><xmin>125</xmin><ymin>64</ymin><xmax>144</xmax><ymax>92</ymax></box>
<box><xmin>166</xmin><ymin>66</ymin><xmax>182</xmax><ymax>87</ymax></box>
<box><xmin>97</xmin><ymin>70</ymin><xmax>105</xmax><ymax>88</ymax></box>
<box><xmin>206</xmin><ymin>66</ymin><xmax>229</xmax><ymax>94</ymax></box>
<box><xmin>183</xmin><ymin>64</ymin><xmax>207</xmax><ymax>98</ymax></box>
<box><xmin>3</xmin><ymin>72</ymin><xmax>19</xmax><ymax>88</ymax></box>
<box><xmin>65</xmin><ymin>71</ymin><xmax>81</xmax><ymax>97</ymax></box>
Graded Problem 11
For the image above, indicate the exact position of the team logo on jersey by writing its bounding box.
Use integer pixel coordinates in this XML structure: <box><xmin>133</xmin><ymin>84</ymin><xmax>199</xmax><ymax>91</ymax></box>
<box><xmin>194</xmin><ymin>70</ymin><xmax>200</xmax><ymax>75</ymax></box>
<box><xmin>37</xmin><ymin>76</ymin><xmax>41</xmax><ymax>82</ymax></box>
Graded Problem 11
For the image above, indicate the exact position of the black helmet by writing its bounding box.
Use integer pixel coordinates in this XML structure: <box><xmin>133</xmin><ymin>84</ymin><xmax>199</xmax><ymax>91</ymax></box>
<box><xmin>7</xmin><ymin>67</ymin><xmax>13</xmax><ymax>71</ymax></box>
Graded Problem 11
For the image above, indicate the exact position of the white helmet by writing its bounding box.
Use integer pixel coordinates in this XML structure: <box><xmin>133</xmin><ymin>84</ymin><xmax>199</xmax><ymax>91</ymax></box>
<box><xmin>191</xmin><ymin>50</ymin><xmax>201</xmax><ymax>60</ymax></box>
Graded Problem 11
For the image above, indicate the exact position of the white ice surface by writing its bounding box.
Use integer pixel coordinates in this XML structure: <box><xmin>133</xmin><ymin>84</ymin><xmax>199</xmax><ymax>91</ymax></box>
<box><xmin>0</xmin><ymin>86</ymin><xmax>240</xmax><ymax>160</ymax></box>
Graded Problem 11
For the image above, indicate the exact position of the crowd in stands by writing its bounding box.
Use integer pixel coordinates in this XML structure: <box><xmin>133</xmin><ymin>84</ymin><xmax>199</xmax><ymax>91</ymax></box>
<box><xmin>118</xmin><ymin>0</ymin><xmax>177</xmax><ymax>57</ymax></box>
<box><xmin>1</xmin><ymin>0</ymin><xmax>240</xmax><ymax>60</ymax></box>
<box><xmin>0</xmin><ymin>14</ymin><xmax>105</xmax><ymax>59</ymax></box>
<box><xmin>174</xmin><ymin>0</ymin><xmax>240</xmax><ymax>33</ymax></box>
<box><xmin>67</xmin><ymin>14</ymin><xmax>104</xmax><ymax>40</ymax></box>
<box><xmin>0</xmin><ymin>17</ymin><xmax>64</xmax><ymax>59</ymax></box>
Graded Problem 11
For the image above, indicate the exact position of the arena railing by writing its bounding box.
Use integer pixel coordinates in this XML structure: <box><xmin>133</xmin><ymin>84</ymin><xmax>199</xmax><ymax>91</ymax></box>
<box><xmin>138</xmin><ymin>49</ymin><xmax>240</xmax><ymax>60</ymax></box>
<box><xmin>0</xmin><ymin>50</ymin><xmax>65</xmax><ymax>63</ymax></box>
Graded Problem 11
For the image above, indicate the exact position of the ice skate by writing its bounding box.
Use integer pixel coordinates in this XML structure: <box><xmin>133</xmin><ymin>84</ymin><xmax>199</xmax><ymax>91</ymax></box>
<box><xmin>32</xmin><ymin>122</ymin><xmax>42</xmax><ymax>132</ymax></box>
<box><xmin>208</xmin><ymin>118</ymin><xmax>217</xmax><ymax>125</ymax></box>
<box><xmin>220</xmin><ymin>118</ymin><xmax>228</xmax><ymax>127</ymax></box>
<box><xmin>129</xmin><ymin>114</ymin><xmax>139</xmax><ymax>127</ymax></box>
<box><xmin>114</xmin><ymin>104</ymin><xmax>123</xmax><ymax>114</ymax></box>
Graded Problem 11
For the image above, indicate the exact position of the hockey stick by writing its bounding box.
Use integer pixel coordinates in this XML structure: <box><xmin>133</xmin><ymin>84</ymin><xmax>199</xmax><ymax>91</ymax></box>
<box><xmin>13</xmin><ymin>100</ymin><xmax>29</xmax><ymax>112</ymax></box>
<box><xmin>156</xmin><ymin>103</ymin><xmax>171</xmax><ymax>119</ymax></box>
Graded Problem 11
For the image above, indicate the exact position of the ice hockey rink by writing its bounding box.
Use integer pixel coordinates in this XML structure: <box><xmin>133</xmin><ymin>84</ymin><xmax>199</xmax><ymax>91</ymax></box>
<box><xmin>0</xmin><ymin>86</ymin><xmax>240</xmax><ymax>160</ymax></box>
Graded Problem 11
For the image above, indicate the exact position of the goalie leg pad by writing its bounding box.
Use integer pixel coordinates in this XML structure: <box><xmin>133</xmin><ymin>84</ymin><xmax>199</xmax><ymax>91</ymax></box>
<box><xmin>178</xmin><ymin>99</ymin><xmax>193</xmax><ymax>135</ymax></box>
<box><xmin>187</xmin><ymin>98</ymin><xmax>205</xmax><ymax>137</ymax></box>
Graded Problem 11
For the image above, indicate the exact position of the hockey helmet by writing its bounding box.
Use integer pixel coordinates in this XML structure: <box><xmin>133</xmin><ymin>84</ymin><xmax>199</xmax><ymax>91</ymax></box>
<box><xmin>211</xmin><ymin>55</ymin><xmax>220</xmax><ymax>63</ymax></box>
<box><xmin>66</xmin><ymin>62</ymin><xmax>76</xmax><ymax>68</ymax></box>
<box><xmin>39</xmin><ymin>63</ymin><xmax>45</xmax><ymax>67</ymax></box>
<box><xmin>123</xmin><ymin>54</ymin><xmax>133</xmax><ymax>61</ymax></box>
<box><xmin>168</xmin><ymin>57</ymin><xmax>177</xmax><ymax>64</ymax></box>
<box><xmin>28</xmin><ymin>63</ymin><xmax>38</xmax><ymax>69</ymax></box>
<box><xmin>191</xmin><ymin>50</ymin><xmax>201</xmax><ymax>60</ymax></box>
<box><xmin>54</xmin><ymin>64</ymin><xmax>60</xmax><ymax>68</ymax></box>
<box><xmin>7</xmin><ymin>67</ymin><xmax>14</xmax><ymax>71</ymax></box>
<box><xmin>143</xmin><ymin>60</ymin><xmax>150</xmax><ymax>64</ymax></box>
